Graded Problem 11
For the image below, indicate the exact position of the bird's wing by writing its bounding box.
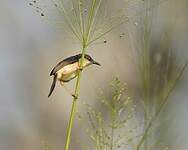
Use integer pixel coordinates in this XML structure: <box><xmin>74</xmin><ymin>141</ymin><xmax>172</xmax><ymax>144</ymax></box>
<box><xmin>50</xmin><ymin>54</ymin><xmax>82</xmax><ymax>76</ymax></box>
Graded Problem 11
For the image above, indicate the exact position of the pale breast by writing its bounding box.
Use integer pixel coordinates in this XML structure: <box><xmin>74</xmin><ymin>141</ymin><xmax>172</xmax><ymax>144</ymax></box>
<box><xmin>56</xmin><ymin>59</ymin><xmax>91</xmax><ymax>81</ymax></box>
<box><xmin>60</xmin><ymin>72</ymin><xmax>78</xmax><ymax>82</ymax></box>
<box><xmin>56</xmin><ymin>62</ymin><xmax>79</xmax><ymax>79</ymax></box>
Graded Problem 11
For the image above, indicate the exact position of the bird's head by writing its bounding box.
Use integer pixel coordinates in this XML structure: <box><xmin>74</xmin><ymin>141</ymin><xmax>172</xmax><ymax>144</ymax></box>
<box><xmin>84</xmin><ymin>54</ymin><xmax>101</xmax><ymax>66</ymax></box>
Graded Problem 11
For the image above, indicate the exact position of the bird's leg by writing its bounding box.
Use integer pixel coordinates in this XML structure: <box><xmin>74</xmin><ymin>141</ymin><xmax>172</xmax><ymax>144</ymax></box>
<box><xmin>72</xmin><ymin>94</ymin><xmax>78</xmax><ymax>99</ymax></box>
<box><xmin>78</xmin><ymin>65</ymin><xmax>83</xmax><ymax>71</ymax></box>
<box><xmin>60</xmin><ymin>81</ymin><xmax>78</xmax><ymax>99</ymax></box>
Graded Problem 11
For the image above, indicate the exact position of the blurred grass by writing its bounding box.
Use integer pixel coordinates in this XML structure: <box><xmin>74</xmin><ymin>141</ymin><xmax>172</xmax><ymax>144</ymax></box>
<box><xmin>132</xmin><ymin>0</ymin><xmax>188</xmax><ymax>149</ymax></box>
<box><xmin>78</xmin><ymin>78</ymin><xmax>140</xmax><ymax>150</ymax></box>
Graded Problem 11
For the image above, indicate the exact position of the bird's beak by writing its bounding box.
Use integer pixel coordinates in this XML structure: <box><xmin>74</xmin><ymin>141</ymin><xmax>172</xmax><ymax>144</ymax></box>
<box><xmin>92</xmin><ymin>61</ymin><xmax>101</xmax><ymax>66</ymax></box>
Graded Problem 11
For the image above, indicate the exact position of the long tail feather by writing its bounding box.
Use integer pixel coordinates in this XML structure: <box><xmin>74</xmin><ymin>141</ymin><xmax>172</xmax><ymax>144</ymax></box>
<box><xmin>48</xmin><ymin>75</ymin><xmax>57</xmax><ymax>97</ymax></box>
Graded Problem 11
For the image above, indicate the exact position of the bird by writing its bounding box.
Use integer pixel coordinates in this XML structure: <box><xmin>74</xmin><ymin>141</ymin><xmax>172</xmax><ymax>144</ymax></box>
<box><xmin>48</xmin><ymin>53</ymin><xmax>101</xmax><ymax>97</ymax></box>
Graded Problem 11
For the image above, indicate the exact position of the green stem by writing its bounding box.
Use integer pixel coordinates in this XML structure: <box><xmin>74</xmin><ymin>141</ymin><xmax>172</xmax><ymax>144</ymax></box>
<box><xmin>64</xmin><ymin>96</ymin><xmax>77</xmax><ymax>150</ymax></box>
<box><xmin>110</xmin><ymin>111</ymin><xmax>115</xmax><ymax>150</ymax></box>
<box><xmin>65</xmin><ymin>43</ymin><xmax>87</xmax><ymax>150</ymax></box>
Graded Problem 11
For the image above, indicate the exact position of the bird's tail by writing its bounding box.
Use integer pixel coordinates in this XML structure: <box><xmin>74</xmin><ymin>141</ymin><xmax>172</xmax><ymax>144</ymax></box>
<box><xmin>48</xmin><ymin>75</ymin><xmax>57</xmax><ymax>97</ymax></box>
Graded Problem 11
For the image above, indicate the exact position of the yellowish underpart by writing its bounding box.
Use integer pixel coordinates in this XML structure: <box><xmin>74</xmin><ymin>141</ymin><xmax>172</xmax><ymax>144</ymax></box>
<box><xmin>57</xmin><ymin>58</ymin><xmax>91</xmax><ymax>81</ymax></box>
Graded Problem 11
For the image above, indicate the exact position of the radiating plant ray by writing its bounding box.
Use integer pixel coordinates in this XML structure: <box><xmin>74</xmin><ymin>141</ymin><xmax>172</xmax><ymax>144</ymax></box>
<box><xmin>28</xmin><ymin>0</ymin><xmax>130</xmax><ymax>45</ymax></box>
<box><xmin>28</xmin><ymin>0</ymin><xmax>169</xmax><ymax>43</ymax></box>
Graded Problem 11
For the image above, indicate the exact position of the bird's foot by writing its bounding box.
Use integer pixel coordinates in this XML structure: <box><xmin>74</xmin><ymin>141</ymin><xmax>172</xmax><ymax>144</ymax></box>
<box><xmin>72</xmin><ymin>94</ymin><xmax>78</xmax><ymax>99</ymax></box>
<box><xmin>78</xmin><ymin>66</ymin><xmax>83</xmax><ymax>71</ymax></box>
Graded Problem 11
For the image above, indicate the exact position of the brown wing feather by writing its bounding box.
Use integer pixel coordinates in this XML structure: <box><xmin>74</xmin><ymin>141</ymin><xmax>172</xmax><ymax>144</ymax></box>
<box><xmin>48</xmin><ymin>74</ymin><xmax>57</xmax><ymax>97</ymax></box>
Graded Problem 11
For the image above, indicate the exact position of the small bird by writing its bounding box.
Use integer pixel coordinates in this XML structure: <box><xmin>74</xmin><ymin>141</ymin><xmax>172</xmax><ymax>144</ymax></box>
<box><xmin>48</xmin><ymin>53</ymin><xmax>101</xmax><ymax>97</ymax></box>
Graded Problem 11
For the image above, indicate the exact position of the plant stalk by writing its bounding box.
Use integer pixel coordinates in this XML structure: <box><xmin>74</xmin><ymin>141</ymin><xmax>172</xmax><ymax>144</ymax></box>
<box><xmin>65</xmin><ymin>42</ymin><xmax>87</xmax><ymax>150</ymax></box>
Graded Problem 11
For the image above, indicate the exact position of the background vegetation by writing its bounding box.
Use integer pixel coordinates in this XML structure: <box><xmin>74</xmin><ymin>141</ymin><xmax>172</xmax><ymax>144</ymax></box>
<box><xmin>0</xmin><ymin>0</ymin><xmax>188</xmax><ymax>150</ymax></box>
